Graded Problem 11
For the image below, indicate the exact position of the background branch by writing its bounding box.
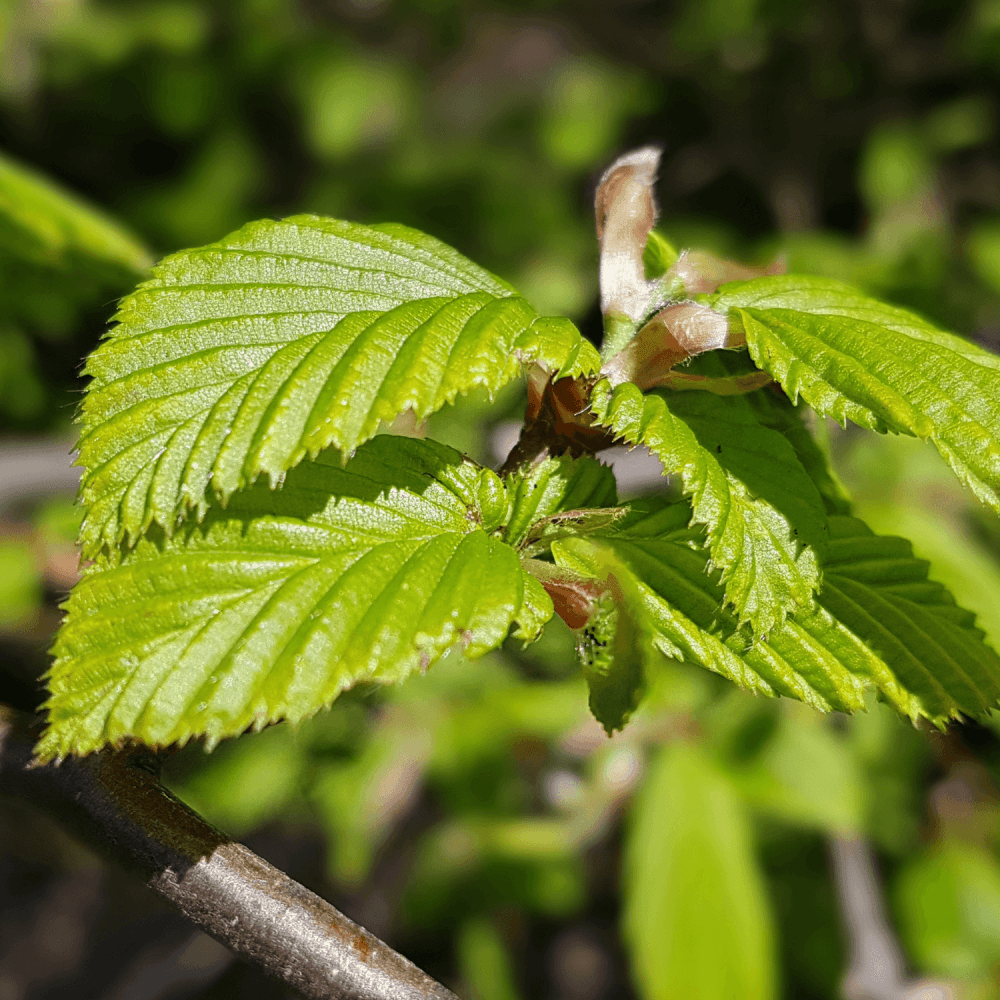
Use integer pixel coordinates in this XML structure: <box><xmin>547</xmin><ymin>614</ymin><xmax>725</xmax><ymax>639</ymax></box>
<box><xmin>830</xmin><ymin>834</ymin><xmax>952</xmax><ymax>1000</ymax></box>
<box><xmin>0</xmin><ymin>705</ymin><xmax>459</xmax><ymax>1000</ymax></box>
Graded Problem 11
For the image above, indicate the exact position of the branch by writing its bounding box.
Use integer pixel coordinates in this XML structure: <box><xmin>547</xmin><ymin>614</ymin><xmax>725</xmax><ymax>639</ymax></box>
<box><xmin>829</xmin><ymin>834</ymin><xmax>953</xmax><ymax>1000</ymax></box>
<box><xmin>0</xmin><ymin>706</ymin><xmax>459</xmax><ymax>1000</ymax></box>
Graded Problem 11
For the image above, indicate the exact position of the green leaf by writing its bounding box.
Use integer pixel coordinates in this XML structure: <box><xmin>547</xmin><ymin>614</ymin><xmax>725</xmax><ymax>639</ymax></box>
<box><xmin>663</xmin><ymin>389</ymin><xmax>829</xmax><ymax>551</ymax></box>
<box><xmin>743</xmin><ymin>388</ymin><xmax>853</xmax><ymax>516</ymax></box>
<box><xmin>707</xmin><ymin>275</ymin><xmax>1000</xmax><ymax>512</ymax></box>
<box><xmin>818</xmin><ymin>517</ymin><xmax>1000</xmax><ymax>721</ymax></box>
<box><xmin>553</xmin><ymin>508</ymin><xmax>1000</xmax><ymax>725</ymax></box>
<box><xmin>685</xmin><ymin>350</ymin><xmax>852</xmax><ymax>516</ymax></box>
<box><xmin>77</xmin><ymin>215</ymin><xmax>598</xmax><ymax>559</ymax></box>
<box><xmin>589</xmin><ymin>379</ymin><xmax>822</xmax><ymax>635</ymax></box>
<box><xmin>37</xmin><ymin>436</ymin><xmax>540</xmax><ymax>761</ymax></box>
<box><xmin>503</xmin><ymin>452</ymin><xmax>618</xmax><ymax>551</ymax></box>
<box><xmin>895</xmin><ymin>841</ymin><xmax>1000</xmax><ymax>980</ymax></box>
<box><xmin>575</xmin><ymin>588</ymin><xmax>646</xmax><ymax>734</ymax></box>
<box><xmin>643</xmin><ymin>229</ymin><xmax>679</xmax><ymax>278</ymax></box>
<box><xmin>0</xmin><ymin>150</ymin><xmax>151</xmax><ymax>275</ymax></box>
<box><xmin>624</xmin><ymin>741</ymin><xmax>776</xmax><ymax>1000</ymax></box>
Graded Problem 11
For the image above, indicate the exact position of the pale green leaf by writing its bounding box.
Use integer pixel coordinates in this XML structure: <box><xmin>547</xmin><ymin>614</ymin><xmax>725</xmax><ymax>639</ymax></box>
<box><xmin>707</xmin><ymin>275</ymin><xmax>1000</xmax><ymax>511</ymax></box>
<box><xmin>37</xmin><ymin>436</ymin><xmax>537</xmax><ymax>760</ymax></box>
<box><xmin>554</xmin><ymin>508</ymin><xmax>1000</xmax><ymax>725</ymax></box>
<box><xmin>589</xmin><ymin>379</ymin><xmax>822</xmax><ymax>635</ymax></box>
<box><xmin>624</xmin><ymin>741</ymin><xmax>776</xmax><ymax>1000</ymax></box>
<box><xmin>725</xmin><ymin>708</ymin><xmax>865</xmax><ymax>834</ymax></box>
<box><xmin>77</xmin><ymin>215</ymin><xmax>597</xmax><ymax>558</ymax></box>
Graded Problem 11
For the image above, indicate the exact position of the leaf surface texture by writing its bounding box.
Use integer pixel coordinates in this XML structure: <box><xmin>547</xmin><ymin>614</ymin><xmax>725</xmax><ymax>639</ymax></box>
<box><xmin>39</xmin><ymin>437</ymin><xmax>541</xmax><ymax>760</ymax></box>
<box><xmin>709</xmin><ymin>275</ymin><xmax>1000</xmax><ymax>511</ymax></box>
<box><xmin>78</xmin><ymin>216</ymin><xmax>597</xmax><ymax>557</ymax></box>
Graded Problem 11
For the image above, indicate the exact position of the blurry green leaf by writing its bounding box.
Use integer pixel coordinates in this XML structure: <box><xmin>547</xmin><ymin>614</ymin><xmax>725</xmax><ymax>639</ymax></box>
<box><xmin>0</xmin><ymin>149</ymin><xmax>150</xmax><ymax>273</ymax></box>
<box><xmin>312</xmin><ymin>711</ymin><xmax>431</xmax><ymax>884</ymax></box>
<box><xmin>859</xmin><ymin>125</ymin><xmax>932</xmax><ymax>209</ymax></box>
<box><xmin>672</xmin><ymin>0</ymin><xmax>762</xmax><ymax>51</ymax></box>
<box><xmin>554</xmin><ymin>510</ymin><xmax>1000</xmax><ymax>725</ymax></box>
<box><xmin>895</xmin><ymin>840</ymin><xmax>1000</xmax><ymax>980</ymax></box>
<box><xmin>38</xmin><ymin>437</ymin><xmax>538</xmax><ymax>759</ymax></box>
<box><xmin>77</xmin><ymin>216</ymin><xmax>597</xmax><ymax>558</ymax></box>
<box><xmin>923</xmin><ymin>96</ymin><xmax>993</xmax><ymax>152</ymax></box>
<box><xmin>624</xmin><ymin>741</ymin><xmax>776</xmax><ymax>1000</ymax></box>
<box><xmin>589</xmin><ymin>379</ymin><xmax>822</xmax><ymax>635</ymax></box>
<box><xmin>0</xmin><ymin>533</ymin><xmax>40</xmax><ymax>627</ymax></box>
<box><xmin>0</xmin><ymin>327</ymin><xmax>44</xmax><ymax>420</ymax></box>
<box><xmin>539</xmin><ymin>59</ymin><xmax>644</xmax><ymax>169</ymax></box>
<box><xmin>709</xmin><ymin>275</ymin><xmax>1000</xmax><ymax>513</ymax></box>
<box><xmin>967</xmin><ymin>219</ymin><xmax>1000</xmax><ymax>294</ymax></box>
<box><xmin>458</xmin><ymin>918</ymin><xmax>522</xmax><ymax>1000</ymax></box>
<box><xmin>727</xmin><ymin>708</ymin><xmax>864</xmax><ymax>833</ymax></box>
<box><xmin>169</xmin><ymin>724</ymin><xmax>304</xmax><ymax>836</ymax></box>
<box><xmin>297</xmin><ymin>55</ymin><xmax>411</xmax><ymax>161</ymax></box>
<box><xmin>132</xmin><ymin>130</ymin><xmax>264</xmax><ymax>247</ymax></box>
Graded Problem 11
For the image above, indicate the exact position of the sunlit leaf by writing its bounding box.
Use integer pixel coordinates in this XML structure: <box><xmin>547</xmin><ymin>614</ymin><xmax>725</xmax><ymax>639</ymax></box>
<box><xmin>554</xmin><ymin>507</ymin><xmax>1000</xmax><ymax>725</ymax></box>
<box><xmin>708</xmin><ymin>275</ymin><xmax>1000</xmax><ymax>512</ymax></box>
<box><xmin>38</xmin><ymin>436</ymin><xmax>538</xmax><ymax>760</ymax></box>
<box><xmin>78</xmin><ymin>216</ymin><xmax>598</xmax><ymax>558</ymax></box>
<box><xmin>589</xmin><ymin>379</ymin><xmax>822</xmax><ymax>635</ymax></box>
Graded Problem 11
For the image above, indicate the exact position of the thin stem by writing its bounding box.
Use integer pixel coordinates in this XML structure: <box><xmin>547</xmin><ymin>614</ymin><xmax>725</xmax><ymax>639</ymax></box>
<box><xmin>0</xmin><ymin>706</ymin><xmax>458</xmax><ymax>1000</ymax></box>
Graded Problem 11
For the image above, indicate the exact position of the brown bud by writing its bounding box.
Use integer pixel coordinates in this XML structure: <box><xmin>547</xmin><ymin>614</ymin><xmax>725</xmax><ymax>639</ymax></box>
<box><xmin>668</xmin><ymin>249</ymin><xmax>785</xmax><ymax>296</ymax></box>
<box><xmin>595</xmin><ymin>146</ymin><xmax>662</xmax><ymax>322</ymax></box>
<box><xmin>602</xmin><ymin>302</ymin><xmax>735</xmax><ymax>389</ymax></box>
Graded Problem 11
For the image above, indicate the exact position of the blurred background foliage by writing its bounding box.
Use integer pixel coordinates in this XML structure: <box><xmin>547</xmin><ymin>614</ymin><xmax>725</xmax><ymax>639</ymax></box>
<box><xmin>8</xmin><ymin>0</ymin><xmax>1000</xmax><ymax>997</ymax></box>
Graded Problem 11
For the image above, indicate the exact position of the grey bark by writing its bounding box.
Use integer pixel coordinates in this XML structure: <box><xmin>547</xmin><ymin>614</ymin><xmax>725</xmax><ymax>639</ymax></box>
<box><xmin>830</xmin><ymin>835</ymin><xmax>952</xmax><ymax>1000</ymax></box>
<box><xmin>0</xmin><ymin>706</ymin><xmax>458</xmax><ymax>1000</ymax></box>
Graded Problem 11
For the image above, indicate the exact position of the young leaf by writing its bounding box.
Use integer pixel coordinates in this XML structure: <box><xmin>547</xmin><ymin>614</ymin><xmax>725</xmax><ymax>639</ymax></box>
<box><xmin>78</xmin><ymin>215</ymin><xmax>598</xmax><ymax>558</ymax></box>
<box><xmin>624</xmin><ymin>741</ymin><xmax>777</xmax><ymax>1000</ymax></box>
<box><xmin>707</xmin><ymin>275</ymin><xmax>1000</xmax><ymax>512</ymax></box>
<box><xmin>554</xmin><ymin>507</ymin><xmax>1000</xmax><ymax>726</ymax></box>
<box><xmin>588</xmin><ymin>379</ymin><xmax>822</xmax><ymax>635</ymax></box>
<box><xmin>37</xmin><ymin>437</ymin><xmax>544</xmax><ymax>761</ymax></box>
<box><xmin>577</xmin><ymin>591</ymin><xmax>646</xmax><ymax>735</ymax></box>
<box><xmin>686</xmin><ymin>350</ymin><xmax>852</xmax><ymax>516</ymax></box>
<box><xmin>503</xmin><ymin>453</ymin><xmax>618</xmax><ymax>550</ymax></box>
<box><xmin>664</xmin><ymin>389</ymin><xmax>828</xmax><ymax>551</ymax></box>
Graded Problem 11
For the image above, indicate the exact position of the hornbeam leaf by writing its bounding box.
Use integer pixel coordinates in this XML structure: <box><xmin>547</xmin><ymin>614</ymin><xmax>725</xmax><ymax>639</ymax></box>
<box><xmin>707</xmin><ymin>275</ymin><xmax>1000</xmax><ymax>512</ymax></box>
<box><xmin>589</xmin><ymin>379</ymin><xmax>822</xmax><ymax>635</ymax></box>
<box><xmin>78</xmin><ymin>215</ymin><xmax>598</xmax><ymax>559</ymax></box>
<box><xmin>553</xmin><ymin>508</ymin><xmax>1000</xmax><ymax>726</ymax></box>
<box><xmin>663</xmin><ymin>389</ymin><xmax>828</xmax><ymax>551</ymax></box>
<box><xmin>37</xmin><ymin>437</ymin><xmax>542</xmax><ymax>761</ymax></box>
<box><xmin>685</xmin><ymin>350</ymin><xmax>852</xmax><ymax>516</ymax></box>
<box><xmin>504</xmin><ymin>453</ymin><xmax>618</xmax><ymax>550</ymax></box>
